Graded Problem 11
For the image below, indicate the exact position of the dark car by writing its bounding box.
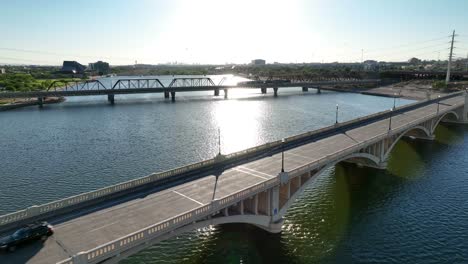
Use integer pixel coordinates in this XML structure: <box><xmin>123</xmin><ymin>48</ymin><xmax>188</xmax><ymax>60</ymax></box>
<box><xmin>0</xmin><ymin>222</ymin><xmax>54</xmax><ymax>252</ymax></box>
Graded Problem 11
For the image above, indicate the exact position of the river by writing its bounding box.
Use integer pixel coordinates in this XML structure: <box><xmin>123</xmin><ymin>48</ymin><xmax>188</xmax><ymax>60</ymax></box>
<box><xmin>1</xmin><ymin>75</ymin><xmax>467</xmax><ymax>263</ymax></box>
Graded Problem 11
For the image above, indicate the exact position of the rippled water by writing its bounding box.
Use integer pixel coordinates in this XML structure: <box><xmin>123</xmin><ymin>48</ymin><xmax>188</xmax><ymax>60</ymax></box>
<box><xmin>1</xmin><ymin>75</ymin><xmax>467</xmax><ymax>263</ymax></box>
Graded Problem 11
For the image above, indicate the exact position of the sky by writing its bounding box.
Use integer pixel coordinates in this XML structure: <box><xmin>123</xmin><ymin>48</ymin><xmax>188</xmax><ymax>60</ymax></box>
<box><xmin>1</xmin><ymin>0</ymin><xmax>468</xmax><ymax>65</ymax></box>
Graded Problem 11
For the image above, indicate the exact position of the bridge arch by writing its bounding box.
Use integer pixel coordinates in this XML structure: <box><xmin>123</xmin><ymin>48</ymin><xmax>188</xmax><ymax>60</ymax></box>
<box><xmin>383</xmin><ymin>125</ymin><xmax>432</xmax><ymax>161</ymax></box>
<box><xmin>277</xmin><ymin>152</ymin><xmax>380</xmax><ymax>218</ymax></box>
<box><xmin>431</xmin><ymin>111</ymin><xmax>460</xmax><ymax>134</ymax></box>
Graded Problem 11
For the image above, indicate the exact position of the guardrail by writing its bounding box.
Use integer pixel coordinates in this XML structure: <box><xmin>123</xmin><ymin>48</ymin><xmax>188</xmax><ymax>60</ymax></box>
<box><xmin>58</xmin><ymin>176</ymin><xmax>280</xmax><ymax>264</ymax></box>
<box><xmin>57</xmin><ymin>93</ymin><xmax>465</xmax><ymax>264</ymax></box>
<box><xmin>0</xmin><ymin>91</ymin><xmax>464</xmax><ymax>229</ymax></box>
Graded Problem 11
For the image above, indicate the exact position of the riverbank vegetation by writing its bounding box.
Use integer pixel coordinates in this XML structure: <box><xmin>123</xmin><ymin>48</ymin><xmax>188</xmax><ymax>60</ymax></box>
<box><xmin>0</xmin><ymin>66</ymin><xmax>87</xmax><ymax>92</ymax></box>
<box><xmin>0</xmin><ymin>74</ymin><xmax>83</xmax><ymax>92</ymax></box>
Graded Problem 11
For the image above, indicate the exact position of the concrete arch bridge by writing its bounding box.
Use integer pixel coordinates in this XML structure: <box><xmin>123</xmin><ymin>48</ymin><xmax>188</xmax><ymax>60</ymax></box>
<box><xmin>0</xmin><ymin>92</ymin><xmax>466</xmax><ymax>264</ymax></box>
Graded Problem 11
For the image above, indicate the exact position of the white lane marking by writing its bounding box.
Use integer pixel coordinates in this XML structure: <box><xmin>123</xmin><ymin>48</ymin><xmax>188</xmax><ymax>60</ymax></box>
<box><xmin>235</xmin><ymin>167</ymin><xmax>272</xmax><ymax>179</ymax></box>
<box><xmin>287</xmin><ymin>151</ymin><xmax>311</xmax><ymax>159</ymax></box>
<box><xmin>86</xmin><ymin>221</ymin><xmax>119</xmax><ymax>233</ymax></box>
<box><xmin>238</xmin><ymin>166</ymin><xmax>275</xmax><ymax>178</ymax></box>
<box><xmin>233</xmin><ymin>168</ymin><xmax>269</xmax><ymax>180</ymax></box>
<box><xmin>172</xmin><ymin>190</ymin><xmax>204</xmax><ymax>206</ymax></box>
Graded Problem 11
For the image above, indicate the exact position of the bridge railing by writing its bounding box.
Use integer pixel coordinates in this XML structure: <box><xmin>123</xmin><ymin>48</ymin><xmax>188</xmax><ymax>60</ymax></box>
<box><xmin>0</xmin><ymin>91</ymin><xmax>463</xmax><ymax>229</ymax></box>
<box><xmin>59</xmin><ymin>176</ymin><xmax>280</xmax><ymax>264</ymax></box>
<box><xmin>289</xmin><ymin>93</ymin><xmax>465</xmax><ymax>178</ymax></box>
<box><xmin>0</xmin><ymin>158</ymin><xmax>215</xmax><ymax>227</ymax></box>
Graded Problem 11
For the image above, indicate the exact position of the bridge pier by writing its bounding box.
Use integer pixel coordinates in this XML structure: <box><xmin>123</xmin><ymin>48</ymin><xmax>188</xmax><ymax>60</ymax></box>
<box><xmin>261</xmin><ymin>87</ymin><xmax>267</xmax><ymax>94</ymax></box>
<box><xmin>224</xmin><ymin>89</ymin><xmax>228</xmax><ymax>99</ymax></box>
<box><xmin>464</xmin><ymin>92</ymin><xmax>468</xmax><ymax>122</ymax></box>
<box><xmin>171</xmin><ymin>91</ymin><xmax>176</xmax><ymax>102</ymax></box>
<box><xmin>302</xmin><ymin>87</ymin><xmax>309</xmax><ymax>92</ymax></box>
<box><xmin>164</xmin><ymin>91</ymin><xmax>170</xmax><ymax>99</ymax></box>
<box><xmin>107</xmin><ymin>94</ymin><xmax>115</xmax><ymax>104</ymax></box>
<box><xmin>317</xmin><ymin>87</ymin><xmax>321</xmax><ymax>94</ymax></box>
<box><xmin>273</xmin><ymin>87</ymin><xmax>278</xmax><ymax>97</ymax></box>
<box><xmin>214</xmin><ymin>89</ymin><xmax>220</xmax><ymax>96</ymax></box>
<box><xmin>37</xmin><ymin>97</ymin><xmax>44</xmax><ymax>107</ymax></box>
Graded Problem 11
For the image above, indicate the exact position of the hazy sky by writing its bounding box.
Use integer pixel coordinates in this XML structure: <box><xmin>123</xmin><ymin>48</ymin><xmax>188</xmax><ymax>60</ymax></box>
<box><xmin>1</xmin><ymin>0</ymin><xmax>468</xmax><ymax>65</ymax></box>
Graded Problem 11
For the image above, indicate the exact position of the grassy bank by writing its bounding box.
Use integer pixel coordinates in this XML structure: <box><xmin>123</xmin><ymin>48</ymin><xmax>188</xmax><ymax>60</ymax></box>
<box><xmin>0</xmin><ymin>73</ymin><xmax>83</xmax><ymax>92</ymax></box>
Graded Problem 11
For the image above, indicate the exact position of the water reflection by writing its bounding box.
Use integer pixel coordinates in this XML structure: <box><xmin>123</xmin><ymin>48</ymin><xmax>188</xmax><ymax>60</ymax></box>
<box><xmin>214</xmin><ymin>100</ymin><xmax>262</xmax><ymax>154</ymax></box>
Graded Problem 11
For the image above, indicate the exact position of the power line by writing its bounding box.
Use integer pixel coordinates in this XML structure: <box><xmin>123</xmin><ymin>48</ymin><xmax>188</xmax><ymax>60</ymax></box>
<box><xmin>364</xmin><ymin>35</ymin><xmax>450</xmax><ymax>55</ymax></box>
<box><xmin>0</xmin><ymin>47</ymin><xmax>136</xmax><ymax>62</ymax></box>
<box><xmin>0</xmin><ymin>56</ymin><xmax>59</xmax><ymax>65</ymax></box>
<box><xmin>335</xmin><ymin>35</ymin><xmax>451</xmax><ymax>58</ymax></box>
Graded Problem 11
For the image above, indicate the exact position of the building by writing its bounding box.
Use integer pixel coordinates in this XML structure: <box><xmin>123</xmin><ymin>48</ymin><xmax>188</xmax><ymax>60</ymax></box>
<box><xmin>363</xmin><ymin>60</ymin><xmax>379</xmax><ymax>71</ymax></box>
<box><xmin>0</xmin><ymin>68</ymin><xmax>5</xmax><ymax>74</ymax></box>
<box><xmin>60</xmin><ymin>61</ymin><xmax>86</xmax><ymax>74</ymax></box>
<box><xmin>88</xmin><ymin>61</ymin><xmax>110</xmax><ymax>75</ymax></box>
<box><xmin>251</xmin><ymin>59</ymin><xmax>266</xmax><ymax>65</ymax></box>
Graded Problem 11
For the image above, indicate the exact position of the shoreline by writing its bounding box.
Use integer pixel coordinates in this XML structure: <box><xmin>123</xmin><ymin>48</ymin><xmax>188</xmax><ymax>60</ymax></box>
<box><xmin>0</xmin><ymin>80</ymin><xmax>461</xmax><ymax>111</ymax></box>
<box><xmin>0</xmin><ymin>97</ymin><xmax>65</xmax><ymax>111</ymax></box>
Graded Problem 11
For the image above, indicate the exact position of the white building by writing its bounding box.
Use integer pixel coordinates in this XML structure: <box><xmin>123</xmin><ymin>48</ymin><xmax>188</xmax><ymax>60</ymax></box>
<box><xmin>0</xmin><ymin>68</ymin><xmax>5</xmax><ymax>74</ymax></box>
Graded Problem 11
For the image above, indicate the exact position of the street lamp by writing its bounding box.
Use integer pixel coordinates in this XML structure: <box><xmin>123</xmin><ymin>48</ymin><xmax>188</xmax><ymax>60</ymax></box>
<box><xmin>393</xmin><ymin>93</ymin><xmax>397</xmax><ymax>110</ymax></box>
<box><xmin>218</xmin><ymin>127</ymin><xmax>221</xmax><ymax>155</ymax></box>
<box><xmin>335</xmin><ymin>104</ymin><xmax>339</xmax><ymax>124</ymax></box>
<box><xmin>281</xmin><ymin>138</ymin><xmax>285</xmax><ymax>172</ymax></box>
<box><xmin>437</xmin><ymin>95</ymin><xmax>441</xmax><ymax>114</ymax></box>
<box><xmin>388</xmin><ymin>109</ymin><xmax>393</xmax><ymax>131</ymax></box>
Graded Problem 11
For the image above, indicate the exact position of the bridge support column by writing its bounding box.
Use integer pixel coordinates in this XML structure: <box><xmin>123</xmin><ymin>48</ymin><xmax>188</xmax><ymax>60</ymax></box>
<box><xmin>261</xmin><ymin>87</ymin><xmax>267</xmax><ymax>94</ymax></box>
<box><xmin>270</xmin><ymin>186</ymin><xmax>280</xmax><ymax>222</ymax></box>
<box><xmin>107</xmin><ymin>94</ymin><xmax>115</xmax><ymax>104</ymax></box>
<box><xmin>273</xmin><ymin>87</ymin><xmax>278</xmax><ymax>97</ymax></box>
<box><xmin>317</xmin><ymin>87</ymin><xmax>321</xmax><ymax>94</ymax></box>
<box><xmin>302</xmin><ymin>87</ymin><xmax>309</xmax><ymax>92</ymax></box>
<box><xmin>37</xmin><ymin>97</ymin><xmax>44</xmax><ymax>107</ymax></box>
<box><xmin>464</xmin><ymin>92</ymin><xmax>468</xmax><ymax>122</ymax></box>
<box><xmin>164</xmin><ymin>91</ymin><xmax>170</xmax><ymax>99</ymax></box>
<box><xmin>171</xmin><ymin>91</ymin><xmax>176</xmax><ymax>102</ymax></box>
<box><xmin>214</xmin><ymin>89</ymin><xmax>220</xmax><ymax>96</ymax></box>
<box><xmin>244</xmin><ymin>196</ymin><xmax>257</xmax><ymax>214</ymax></box>
<box><xmin>224</xmin><ymin>89</ymin><xmax>228</xmax><ymax>99</ymax></box>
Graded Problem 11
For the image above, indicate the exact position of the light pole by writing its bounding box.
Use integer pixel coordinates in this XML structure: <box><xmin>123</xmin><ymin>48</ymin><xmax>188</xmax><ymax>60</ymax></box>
<box><xmin>335</xmin><ymin>104</ymin><xmax>339</xmax><ymax>124</ymax></box>
<box><xmin>437</xmin><ymin>95</ymin><xmax>441</xmax><ymax>114</ymax></box>
<box><xmin>393</xmin><ymin>93</ymin><xmax>397</xmax><ymax>110</ymax></box>
<box><xmin>281</xmin><ymin>138</ymin><xmax>285</xmax><ymax>173</ymax></box>
<box><xmin>388</xmin><ymin>109</ymin><xmax>393</xmax><ymax>131</ymax></box>
<box><xmin>218</xmin><ymin>127</ymin><xmax>221</xmax><ymax>155</ymax></box>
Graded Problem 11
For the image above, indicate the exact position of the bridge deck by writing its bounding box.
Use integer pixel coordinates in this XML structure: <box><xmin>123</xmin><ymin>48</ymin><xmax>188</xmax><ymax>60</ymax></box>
<box><xmin>1</xmin><ymin>95</ymin><xmax>463</xmax><ymax>264</ymax></box>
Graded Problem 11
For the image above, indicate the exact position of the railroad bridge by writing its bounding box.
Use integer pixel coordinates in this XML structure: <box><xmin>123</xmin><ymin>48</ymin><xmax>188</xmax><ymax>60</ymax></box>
<box><xmin>0</xmin><ymin>92</ymin><xmax>467</xmax><ymax>264</ymax></box>
<box><xmin>0</xmin><ymin>77</ymin><xmax>380</xmax><ymax>105</ymax></box>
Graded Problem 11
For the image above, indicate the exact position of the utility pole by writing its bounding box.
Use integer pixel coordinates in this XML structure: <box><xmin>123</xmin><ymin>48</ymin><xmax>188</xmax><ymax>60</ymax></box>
<box><xmin>446</xmin><ymin>30</ymin><xmax>455</xmax><ymax>84</ymax></box>
<box><xmin>218</xmin><ymin>127</ymin><xmax>221</xmax><ymax>155</ymax></box>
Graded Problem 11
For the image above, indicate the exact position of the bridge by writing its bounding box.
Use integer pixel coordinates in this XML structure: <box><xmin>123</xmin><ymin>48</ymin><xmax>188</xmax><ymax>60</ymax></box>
<box><xmin>0</xmin><ymin>77</ymin><xmax>380</xmax><ymax>105</ymax></box>
<box><xmin>0</xmin><ymin>91</ymin><xmax>467</xmax><ymax>264</ymax></box>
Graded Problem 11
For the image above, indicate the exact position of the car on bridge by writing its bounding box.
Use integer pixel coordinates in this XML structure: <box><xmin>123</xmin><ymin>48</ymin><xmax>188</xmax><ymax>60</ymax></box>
<box><xmin>0</xmin><ymin>222</ymin><xmax>54</xmax><ymax>252</ymax></box>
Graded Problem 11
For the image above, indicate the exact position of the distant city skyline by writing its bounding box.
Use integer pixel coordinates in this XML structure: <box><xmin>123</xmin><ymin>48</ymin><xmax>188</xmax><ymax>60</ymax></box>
<box><xmin>1</xmin><ymin>0</ymin><xmax>468</xmax><ymax>65</ymax></box>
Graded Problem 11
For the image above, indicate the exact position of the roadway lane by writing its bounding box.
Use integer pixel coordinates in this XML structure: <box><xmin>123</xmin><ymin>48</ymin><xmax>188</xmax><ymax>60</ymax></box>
<box><xmin>0</xmin><ymin>95</ymin><xmax>464</xmax><ymax>264</ymax></box>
